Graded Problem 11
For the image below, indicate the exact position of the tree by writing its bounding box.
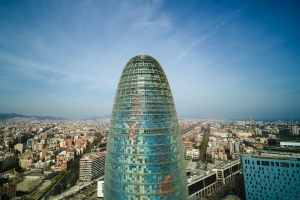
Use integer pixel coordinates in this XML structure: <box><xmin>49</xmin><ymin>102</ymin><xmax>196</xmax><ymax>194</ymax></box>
<box><xmin>52</xmin><ymin>184</ymin><xmax>62</xmax><ymax>195</ymax></box>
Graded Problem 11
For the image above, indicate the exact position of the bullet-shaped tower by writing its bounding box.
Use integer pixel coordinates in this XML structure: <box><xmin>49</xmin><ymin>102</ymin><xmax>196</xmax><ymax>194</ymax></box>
<box><xmin>104</xmin><ymin>55</ymin><xmax>188</xmax><ymax>200</ymax></box>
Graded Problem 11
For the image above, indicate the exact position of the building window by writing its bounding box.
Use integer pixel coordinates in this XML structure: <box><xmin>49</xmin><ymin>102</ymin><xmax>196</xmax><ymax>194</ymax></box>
<box><xmin>262</xmin><ymin>161</ymin><xmax>269</xmax><ymax>166</ymax></box>
<box><xmin>281</xmin><ymin>162</ymin><xmax>289</xmax><ymax>168</ymax></box>
<box><xmin>257</xmin><ymin>161</ymin><xmax>261</xmax><ymax>165</ymax></box>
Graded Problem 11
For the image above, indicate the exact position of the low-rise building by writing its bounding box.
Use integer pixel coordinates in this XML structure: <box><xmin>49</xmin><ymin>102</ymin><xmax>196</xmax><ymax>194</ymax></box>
<box><xmin>188</xmin><ymin>158</ymin><xmax>242</xmax><ymax>199</ymax></box>
<box><xmin>186</xmin><ymin>149</ymin><xmax>200</xmax><ymax>160</ymax></box>
<box><xmin>188</xmin><ymin>171</ymin><xmax>219</xmax><ymax>198</ymax></box>
<box><xmin>183</xmin><ymin>142</ymin><xmax>193</xmax><ymax>151</ymax></box>
<box><xmin>212</xmin><ymin>159</ymin><xmax>242</xmax><ymax>185</ymax></box>
<box><xmin>14</xmin><ymin>143</ymin><xmax>25</xmax><ymax>153</ymax></box>
<box><xmin>19</xmin><ymin>158</ymin><xmax>33</xmax><ymax>169</ymax></box>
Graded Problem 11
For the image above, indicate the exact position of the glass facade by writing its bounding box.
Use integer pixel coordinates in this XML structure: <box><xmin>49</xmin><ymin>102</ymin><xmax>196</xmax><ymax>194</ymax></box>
<box><xmin>104</xmin><ymin>55</ymin><xmax>188</xmax><ymax>200</ymax></box>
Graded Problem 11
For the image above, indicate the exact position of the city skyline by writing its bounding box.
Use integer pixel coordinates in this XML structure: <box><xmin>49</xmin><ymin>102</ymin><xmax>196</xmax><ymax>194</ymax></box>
<box><xmin>1</xmin><ymin>0</ymin><xmax>300</xmax><ymax>120</ymax></box>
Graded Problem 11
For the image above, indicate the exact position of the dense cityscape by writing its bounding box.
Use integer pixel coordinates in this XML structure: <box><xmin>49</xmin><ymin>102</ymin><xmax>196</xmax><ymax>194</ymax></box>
<box><xmin>0</xmin><ymin>115</ymin><xmax>300</xmax><ymax>199</ymax></box>
<box><xmin>1</xmin><ymin>1</ymin><xmax>300</xmax><ymax>200</ymax></box>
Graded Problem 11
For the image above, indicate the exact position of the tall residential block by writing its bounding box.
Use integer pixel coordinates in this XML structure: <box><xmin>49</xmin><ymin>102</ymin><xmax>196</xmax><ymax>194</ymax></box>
<box><xmin>104</xmin><ymin>55</ymin><xmax>188</xmax><ymax>200</ymax></box>
<box><xmin>79</xmin><ymin>151</ymin><xmax>106</xmax><ymax>182</ymax></box>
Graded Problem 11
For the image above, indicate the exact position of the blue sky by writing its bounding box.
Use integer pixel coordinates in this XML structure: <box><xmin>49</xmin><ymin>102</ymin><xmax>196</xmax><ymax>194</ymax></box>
<box><xmin>0</xmin><ymin>0</ymin><xmax>299</xmax><ymax>120</ymax></box>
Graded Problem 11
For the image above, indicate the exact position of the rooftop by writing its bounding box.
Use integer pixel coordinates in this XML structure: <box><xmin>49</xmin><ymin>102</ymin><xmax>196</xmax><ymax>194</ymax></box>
<box><xmin>80</xmin><ymin>151</ymin><xmax>106</xmax><ymax>160</ymax></box>
<box><xmin>214</xmin><ymin>158</ymin><xmax>241</xmax><ymax>169</ymax></box>
<box><xmin>259</xmin><ymin>150</ymin><xmax>300</xmax><ymax>158</ymax></box>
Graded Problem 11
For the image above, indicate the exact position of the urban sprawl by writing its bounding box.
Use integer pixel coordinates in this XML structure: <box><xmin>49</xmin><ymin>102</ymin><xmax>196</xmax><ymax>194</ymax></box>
<box><xmin>0</xmin><ymin>117</ymin><xmax>299</xmax><ymax>200</ymax></box>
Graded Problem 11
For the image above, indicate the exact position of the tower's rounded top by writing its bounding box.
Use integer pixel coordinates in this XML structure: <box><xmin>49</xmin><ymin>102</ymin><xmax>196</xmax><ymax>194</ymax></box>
<box><xmin>128</xmin><ymin>54</ymin><xmax>159</xmax><ymax>62</ymax></box>
<box><xmin>123</xmin><ymin>55</ymin><xmax>164</xmax><ymax>72</ymax></box>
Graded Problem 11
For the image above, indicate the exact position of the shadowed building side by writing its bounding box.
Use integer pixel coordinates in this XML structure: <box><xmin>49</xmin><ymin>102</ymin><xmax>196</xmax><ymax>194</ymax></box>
<box><xmin>104</xmin><ymin>55</ymin><xmax>188</xmax><ymax>200</ymax></box>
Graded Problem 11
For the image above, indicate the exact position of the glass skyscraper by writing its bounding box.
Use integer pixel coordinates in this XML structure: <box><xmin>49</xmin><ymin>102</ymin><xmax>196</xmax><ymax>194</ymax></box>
<box><xmin>104</xmin><ymin>55</ymin><xmax>188</xmax><ymax>200</ymax></box>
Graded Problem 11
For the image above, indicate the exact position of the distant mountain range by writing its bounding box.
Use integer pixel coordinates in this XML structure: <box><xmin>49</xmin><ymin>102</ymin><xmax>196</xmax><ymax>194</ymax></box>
<box><xmin>0</xmin><ymin>113</ymin><xmax>66</xmax><ymax>121</ymax></box>
<box><xmin>82</xmin><ymin>115</ymin><xmax>111</xmax><ymax>121</ymax></box>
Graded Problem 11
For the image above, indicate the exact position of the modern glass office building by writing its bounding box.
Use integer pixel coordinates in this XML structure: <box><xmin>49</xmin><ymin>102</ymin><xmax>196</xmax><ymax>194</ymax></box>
<box><xmin>104</xmin><ymin>55</ymin><xmax>188</xmax><ymax>200</ymax></box>
<box><xmin>243</xmin><ymin>155</ymin><xmax>300</xmax><ymax>200</ymax></box>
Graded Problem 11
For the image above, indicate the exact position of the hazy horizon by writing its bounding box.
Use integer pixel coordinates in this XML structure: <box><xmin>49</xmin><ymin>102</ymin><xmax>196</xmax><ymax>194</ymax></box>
<box><xmin>1</xmin><ymin>1</ymin><xmax>300</xmax><ymax>120</ymax></box>
<box><xmin>1</xmin><ymin>112</ymin><xmax>300</xmax><ymax>123</ymax></box>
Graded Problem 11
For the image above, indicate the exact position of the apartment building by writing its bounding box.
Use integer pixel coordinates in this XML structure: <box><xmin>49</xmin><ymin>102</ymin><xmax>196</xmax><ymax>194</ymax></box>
<box><xmin>79</xmin><ymin>151</ymin><xmax>106</xmax><ymax>182</ymax></box>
